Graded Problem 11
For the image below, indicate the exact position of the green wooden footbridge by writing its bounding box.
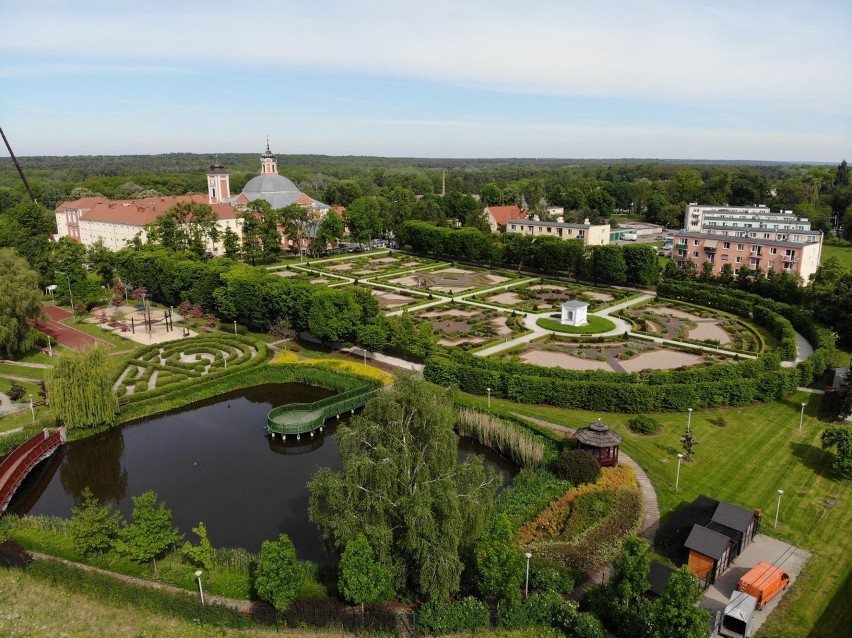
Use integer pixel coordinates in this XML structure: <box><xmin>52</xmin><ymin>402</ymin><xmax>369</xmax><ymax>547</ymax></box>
<box><xmin>266</xmin><ymin>385</ymin><xmax>381</xmax><ymax>439</ymax></box>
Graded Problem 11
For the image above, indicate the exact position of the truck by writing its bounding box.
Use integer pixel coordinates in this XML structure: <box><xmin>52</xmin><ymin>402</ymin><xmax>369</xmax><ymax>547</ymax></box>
<box><xmin>737</xmin><ymin>562</ymin><xmax>790</xmax><ymax>610</ymax></box>
<box><xmin>718</xmin><ymin>591</ymin><xmax>758</xmax><ymax>638</ymax></box>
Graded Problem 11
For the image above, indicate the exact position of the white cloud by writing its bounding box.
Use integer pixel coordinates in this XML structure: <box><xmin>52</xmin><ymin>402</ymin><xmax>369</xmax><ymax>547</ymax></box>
<box><xmin>3</xmin><ymin>1</ymin><xmax>850</xmax><ymax>110</ymax></box>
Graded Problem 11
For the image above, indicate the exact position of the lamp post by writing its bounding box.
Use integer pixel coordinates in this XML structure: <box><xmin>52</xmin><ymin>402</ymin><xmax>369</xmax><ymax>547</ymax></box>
<box><xmin>233</xmin><ymin>320</ymin><xmax>238</xmax><ymax>336</ymax></box>
<box><xmin>195</xmin><ymin>570</ymin><xmax>205</xmax><ymax>604</ymax></box>
<box><xmin>29</xmin><ymin>394</ymin><xmax>34</xmax><ymax>422</ymax></box>
<box><xmin>47</xmin><ymin>335</ymin><xmax>52</xmax><ymax>357</ymax></box>
<box><xmin>486</xmin><ymin>387</ymin><xmax>491</xmax><ymax>409</ymax></box>
<box><xmin>676</xmin><ymin>453</ymin><xmax>683</xmax><ymax>490</ymax></box>
<box><xmin>774</xmin><ymin>489</ymin><xmax>784</xmax><ymax>529</ymax></box>
<box><xmin>223</xmin><ymin>352</ymin><xmax>228</xmax><ymax>370</ymax></box>
<box><xmin>687</xmin><ymin>407</ymin><xmax>693</xmax><ymax>432</ymax></box>
<box><xmin>524</xmin><ymin>552</ymin><xmax>532</xmax><ymax>597</ymax></box>
<box><xmin>799</xmin><ymin>402</ymin><xmax>806</xmax><ymax>435</ymax></box>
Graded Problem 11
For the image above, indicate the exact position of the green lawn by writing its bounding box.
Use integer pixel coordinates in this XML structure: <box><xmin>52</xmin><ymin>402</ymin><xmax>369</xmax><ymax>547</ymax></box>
<box><xmin>0</xmin><ymin>363</ymin><xmax>45</xmax><ymax>380</ymax></box>
<box><xmin>537</xmin><ymin>315</ymin><xmax>616</xmax><ymax>334</ymax></box>
<box><xmin>821</xmin><ymin>243</ymin><xmax>852</xmax><ymax>271</ymax></box>
<box><xmin>463</xmin><ymin>390</ymin><xmax>850</xmax><ymax>638</ymax></box>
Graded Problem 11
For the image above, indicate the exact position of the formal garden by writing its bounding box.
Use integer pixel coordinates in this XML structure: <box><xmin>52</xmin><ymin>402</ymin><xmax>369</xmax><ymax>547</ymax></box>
<box><xmin>615</xmin><ymin>299</ymin><xmax>770</xmax><ymax>353</ymax></box>
<box><xmin>408</xmin><ymin>302</ymin><xmax>529</xmax><ymax>350</ymax></box>
<box><xmin>499</xmin><ymin>335</ymin><xmax>722</xmax><ymax>373</ymax></box>
<box><xmin>380</xmin><ymin>265</ymin><xmax>525</xmax><ymax>295</ymax></box>
<box><xmin>468</xmin><ymin>279</ymin><xmax>634</xmax><ymax>313</ymax></box>
<box><xmin>303</xmin><ymin>253</ymin><xmax>446</xmax><ymax>280</ymax></box>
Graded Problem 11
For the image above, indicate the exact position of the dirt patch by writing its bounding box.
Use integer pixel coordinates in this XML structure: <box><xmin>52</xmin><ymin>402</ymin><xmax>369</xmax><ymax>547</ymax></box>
<box><xmin>438</xmin><ymin>336</ymin><xmax>486</xmax><ymax>347</ymax></box>
<box><xmin>420</xmin><ymin>309</ymin><xmax>479</xmax><ymax>319</ymax></box>
<box><xmin>487</xmin><ymin>292</ymin><xmax>522</xmax><ymax>305</ymax></box>
<box><xmin>654</xmin><ymin>306</ymin><xmax>704</xmax><ymax>321</ymax></box>
<box><xmin>326</xmin><ymin>263</ymin><xmax>353</xmax><ymax>271</ymax></box>
<box><xmin>618</xmin><ymin>349</ymin><xmax>703</xmax><ymax>372</ymax></box>
<box><xmin>273</xmin><ymin>270</ymin><xmax>300</xmax><ymax>277</ymax></box>
<box><xmin>373</xmin><ymin>291</ymin><xmax>416</xmax><ymax>308</ymax></box>
<box><xmin>352</xmin><ymin>269</ymin><xmax>375</xmax><ymax>276</ymax></box>
<box><xmin>372</xmin><ymin>257</ymin><xmax>398</xmax><ymax>264</ymax></box>
<box><xmin>431</xmin><ymin>320</ymin><xmax>471</xmax><ymax>333</ymax></box>
<box><xmin>490</xmin><ymin>317</ymin><xmax>513</xmax><ymax>336</ymax></box>
<box><xmin>310</xmin><ymin>278</ymin><xmax>329</xmax><ymax>284</ymax></box>
<box><xmin>584</xmin><ymin>291</ymin><xmax>614</xmax><ymax>302</ymax></box>
<box><xmin>529</xmin><ymin>284</ymin><xmax>565</xmax><ymax>291</ymax></box>
<box><xmin>688</xmin><ymin>321</ymin><xmax>732</xmax><ymax>344</ymax></box>
<box><xmin>485</xmin><ymin>274</ymin><xmax>511</xmax><ymax>284</ymax></box>
<box><xmin>520</xmin><ymin>349</ymin><xmax>613</xmax><ymax>371</ymax></box>
<box><xmin>439</xmin><ymin>267</ymin><xmax>475</xmax><ymax>275</ymax></box>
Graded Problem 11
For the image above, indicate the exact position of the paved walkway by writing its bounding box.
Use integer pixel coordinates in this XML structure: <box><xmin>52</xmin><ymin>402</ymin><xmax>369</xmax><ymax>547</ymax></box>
<box><xmin>42</xmin><ymin>306</ymin><xmax>114</xmax><ymax>350</ymax></box>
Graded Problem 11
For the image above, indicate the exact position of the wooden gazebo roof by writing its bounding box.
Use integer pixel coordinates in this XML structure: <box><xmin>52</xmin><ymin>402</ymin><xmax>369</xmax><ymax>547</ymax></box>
<box><xmin>574</xmin><ymin>419</ymin><xmax>623</xmax><ymax>448</ymax></box>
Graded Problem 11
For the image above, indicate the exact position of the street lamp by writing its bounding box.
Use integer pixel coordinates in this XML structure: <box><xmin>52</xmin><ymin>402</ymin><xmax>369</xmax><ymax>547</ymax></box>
<box><xmin>687</xmin><ymin>407</ymin><xmax>693</xmax><ymax>432</ymax></box>
<box><xmin>46</xmin><ymin>335</ymin><xmax>52</xmax><ymax>357</ymax></box>
<box><xmin>524</xmin><ymin>552</ymin><xmax>532</xmax><ymax>597</ymax></box>
<box><xmin>676</xmin><ymin>453</ymin><xmax>683</xmax><ymax>490</ymax></box>
<box><xmin>774</xmin><ymin>489</ymin><xmax>784</xmax><ymax>530</ymax></box>
<box><xmin>799</xmin><ymin>402</ymin><xmax>806</xmax><ymax>435</ymax></box>
<box><xmin>29</xmin><ymin>394</ymin><xmax>34</xmax><ymax>423</ymax></box>
<box><xmin>194</xmin><ymin>570</ymin><xmax>205</xmax><ymax>604</ymax></box>
<box><xmin>233</xmin><ymin>320</ymin><xmax>238</xmax><ymax>336</ymax></box>
<box><xmin>486</xmin><ymin>387</ymin><xmax>491</xmax><ymax>409</ymax></box>
<box><xmin>57</xmin><ymin>271</ymin><xmax>75</xmax><ymax>323</ymax></box>
<box><xmin>223</xmin><ymin>352</ymin><xmax>228</xmax><ymax>370</ymax></box>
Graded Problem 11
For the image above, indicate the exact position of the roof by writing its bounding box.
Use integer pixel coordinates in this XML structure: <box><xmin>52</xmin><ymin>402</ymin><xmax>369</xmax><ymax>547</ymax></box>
<box><xmin>685</xmin><ymin>524</ymin><xmax>733</xmax><ymax>560</ymax></box>
<box><xmin>511</xmin><ymin>218</ymin><xmax>607</xmax><ymax>230</ymax></box>
<box><xmin>561</xmin><ymin>300</ymin><xmax>588</xmax><ymax>310</ymax></box>
<box><xmin>241</xmin><ymin>174</ymin><xmax>328</xmax><ymax>210</ymax></box>
<box><xmin>574</xmin><ymin>419</ymin><xmax>622</xmax><ymax>448</ymax></box>
<box><xmin>723</xmin><ymin>591</ymin><xmax>758</xmax><ymax>622</ymax></box>
<box><xmin>79</xmin><ymin>195</ymin><xmax>237</xmax><ymax>226</ymax></box>
<box><xmin>672</xmin><ymin>230</ymin><xmax>821</xmax><ymax>249</ymax></box>
<box><xmin>712</xmin><ymin>501</ymin><xmax>757</xmax><ymax>533</ymax></box>
<box><xmin>832</xmin><ymin>367</ymin><xmax>849</xmax><ymax>389</ymax></box>
<box><xmin>485</xmin><ymin>205</ymin><xmax>525</xmax><ymax>226</ymax></box>
<box><xmin>55</xmin><ymin>196</ymin><xmax>110</xmax><ymax>211</ymax></box>
<box><xmin>648</xmin><ymin>561</ymin><xmax>678</xmax><ymax>597</ymax></box>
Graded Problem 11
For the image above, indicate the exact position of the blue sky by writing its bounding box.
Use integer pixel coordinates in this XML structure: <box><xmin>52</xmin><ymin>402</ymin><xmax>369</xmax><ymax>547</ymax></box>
<box><xmin>1</xmin><ymin>0</ymin><xmax>850</xmax><ymax>161</ymax></box>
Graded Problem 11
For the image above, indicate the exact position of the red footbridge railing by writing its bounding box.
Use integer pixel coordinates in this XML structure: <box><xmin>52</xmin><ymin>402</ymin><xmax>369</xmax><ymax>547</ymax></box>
<box><xmin>0</xmin><ymin>427</ymin><xmax>67</xmax><ymax>515</ymax></box>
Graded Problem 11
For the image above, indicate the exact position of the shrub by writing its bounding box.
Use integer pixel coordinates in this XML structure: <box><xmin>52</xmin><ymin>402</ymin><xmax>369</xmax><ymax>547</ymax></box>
<box><xmin>417</xmin><ymin>597</ymin><xmax>490</xmax><ymax>635</ymax></box>
<box><xmin>551</xmin><ymin>449</ymin><xmax>601</xmax><ymax>485</ymax></box>
<box><xmin>115</xmin><ymin>384</ymin><xmax>127</xmax><ymax>397</ymax></box>
<box><xmin>529</xmin><ymin>557</ymin><xmax>576</xmax><ymax>595</ymax></box>
<box><xmin>134</xmin><ymin>381</ymin><xmax>148</xmax><ymax>393</ymax></box>
<box><xmin>497</xmin><ymin>591</ymin><xmax>562</xmax><ymax>630</ymax></box>
<box><xmin>7</xmin><ymin>380</ymin><xmax>26</xmax><ymax>401</ymax></box>
<box><xmin>0</xmin><ymin>540</ymin><xmax>32</xmax><ymax>569</ymax></box>
<box><xmin>628</xmin><ymin>414</ymin><xmax>661</xmax><ymax>435</ymax></box>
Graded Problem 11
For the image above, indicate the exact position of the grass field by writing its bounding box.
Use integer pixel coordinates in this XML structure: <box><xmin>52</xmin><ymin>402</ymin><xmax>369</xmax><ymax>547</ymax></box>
<box><xmin>821</xmin><ymin>243</ymin><xmax>852</xmax><ymax>271</ymax></box>
<box><xmin>467</xmin><ymin>390</ymin><xmax>850</xmax><ymax>638</ymax></box>
<box><xmin>537</xmin><ymin>315</ymin><xmax>616</xmax><ymax>334</ymax></box>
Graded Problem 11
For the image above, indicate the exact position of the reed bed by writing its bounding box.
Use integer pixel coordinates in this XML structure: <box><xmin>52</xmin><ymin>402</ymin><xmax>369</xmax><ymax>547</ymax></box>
<box><xmin>456</xmin><ymin>407</ymin><xmax>545</xmax><ymax>467</ymax></box>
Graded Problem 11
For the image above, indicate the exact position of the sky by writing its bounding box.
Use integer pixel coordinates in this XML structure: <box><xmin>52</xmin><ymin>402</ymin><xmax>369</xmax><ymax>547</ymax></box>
<box><xmin>1</xmin><ymin>0</ymin><xmax>850</xmax><ymax>161</ymax></box>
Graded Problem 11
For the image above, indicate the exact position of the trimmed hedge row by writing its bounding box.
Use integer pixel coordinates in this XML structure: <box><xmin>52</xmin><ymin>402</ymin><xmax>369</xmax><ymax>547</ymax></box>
<box><xmin>425</xmin><ymin>350</ymin><xmax>798</xmax><ymax>412</ymax></box>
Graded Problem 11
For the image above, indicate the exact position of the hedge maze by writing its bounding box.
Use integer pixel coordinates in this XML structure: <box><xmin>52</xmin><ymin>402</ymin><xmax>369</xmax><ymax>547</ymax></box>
<box><xmin>113</xmin><ymin>335</ymin><xmax>268</xmax><ymax>402</ymax></box>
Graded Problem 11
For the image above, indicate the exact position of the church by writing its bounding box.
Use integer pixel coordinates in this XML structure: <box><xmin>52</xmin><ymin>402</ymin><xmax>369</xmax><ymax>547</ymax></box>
<box><xmin>54</xmin><ymin>143</ymin><xmax>329</xmax><ymax>254</ymax></box>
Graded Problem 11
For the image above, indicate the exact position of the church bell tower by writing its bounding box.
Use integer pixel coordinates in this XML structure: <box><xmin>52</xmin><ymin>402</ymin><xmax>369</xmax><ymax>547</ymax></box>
<box><xmin>206</xmin><ymin>157</ymin><xmax>230</xmax><ymax>203</ymax></box>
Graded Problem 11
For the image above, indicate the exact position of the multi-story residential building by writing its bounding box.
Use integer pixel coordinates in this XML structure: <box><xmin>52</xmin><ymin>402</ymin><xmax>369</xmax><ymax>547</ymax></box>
<box><xmin>506</xmin><ymin>218</ymin><xmax>610</xmax><ymax>246</ymax></box>
<box><xmin>483</xmin><ymin>205</ymin><xmax>527</xmax><ymax>233</ymax></box>
<box><xmin>684</xmin><ymin>204</ymin><xmax>810</xmax><ymax>234</ymax></box>
<box><xmin>670</xmin><ymin>231</ymin><xmax>822</xmax><ymax>281</ymax></box>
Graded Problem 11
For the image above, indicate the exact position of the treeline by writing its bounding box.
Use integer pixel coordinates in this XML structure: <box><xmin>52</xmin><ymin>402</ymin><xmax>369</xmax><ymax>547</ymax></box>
<box><xmin>396</xmin><ymin>220</ymin><xmax>660</xmax><ymax>287</ymax></box>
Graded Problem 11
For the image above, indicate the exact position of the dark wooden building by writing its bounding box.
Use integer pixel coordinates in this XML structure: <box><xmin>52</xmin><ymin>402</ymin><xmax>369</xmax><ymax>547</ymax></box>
<box><xmin>685</xmin><ymin>524</ymin><xmax>734</xmax><ymax>587</ymax></box>
<box><xmin>707</xmin><ymin>501</ymin><xmax>761</xmax><ymax>558</ymax></box>
<box><xmin>574</xmin><ymin>418</ymin><xmax>622</xmax><ymax>467</ymax></box>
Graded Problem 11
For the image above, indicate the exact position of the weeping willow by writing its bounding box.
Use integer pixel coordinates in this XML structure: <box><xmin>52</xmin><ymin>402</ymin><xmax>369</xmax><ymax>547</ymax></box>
<box><xmin>45</xmin><ymin>346</ymin><xmax>119</xmax><ymax>428</ymax></box>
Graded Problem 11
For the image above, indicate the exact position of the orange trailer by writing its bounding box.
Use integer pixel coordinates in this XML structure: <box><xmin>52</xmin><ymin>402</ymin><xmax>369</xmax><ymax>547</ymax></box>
<box><xmin>736</xmin><ymin>562</ymin><xmax>790</xmax><ymax>610</ymax></box>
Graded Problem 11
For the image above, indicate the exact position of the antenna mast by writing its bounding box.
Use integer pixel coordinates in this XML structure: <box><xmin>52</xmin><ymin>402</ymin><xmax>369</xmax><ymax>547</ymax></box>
<box><xmin>0</xmin><ymin>125</ymin><xmax>37</xmax><ymax>202</ymax></box>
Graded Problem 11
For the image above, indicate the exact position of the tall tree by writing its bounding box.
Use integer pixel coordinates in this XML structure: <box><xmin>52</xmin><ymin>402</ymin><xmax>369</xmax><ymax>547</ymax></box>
<box><xmin>117</xmin><ymin>491</ymin><xmax>182</xmax><ymax>570</ymax></box>
<box><xmin>310</xmin><ymin>211</ymin><xmax>345</xmax><ymax>254</ymax></box>
<box><xmin>0</xmin><ymin>248</ymin><xmax>43</xmax><ymax>358</ymax></box>
<box><xmin>255</xmin><ymin>534</ymin><xmax>305</xmax><ymax>611</ymax></box>
<box><xmin>69</xmin><ymin>487</ymin><xmax>124</xmax><ymax>556</ymax></box>
<box><xmin>338</xmin><ymin>533</ymin><xmax>391</xmax><ymax>613</ymax></box>
<box><xmin>344</xmin><ymin>197</ymin><xmax>383</xmax><ymax>246</ymax></box>
<box><xmin>45</xmin><ymin>346</ymin><xmax>119</xmax><ymax>428</ymax></box>
<box><xmin>309</xmin><ymin>376</ymin><xmax>499</xmax><ymax>600</ymax></box>
<box><xmin>146</xmin><ymin>201</ymin><xmax>220</xmax><ymax>256</ymax></box>
<box><xmin>651</xmin><ymin>568</ymin><xmax>709</xmax><ymax>638</ymax></box>
<box><xmin>623</xmin><ymin>243</ymin><xmax>660</xmax><ymax>287</ymax></box>
<box><xmin>475</xmin><ymin>514</ymin><xmax>524</xmax><ymax>604</ymax></box>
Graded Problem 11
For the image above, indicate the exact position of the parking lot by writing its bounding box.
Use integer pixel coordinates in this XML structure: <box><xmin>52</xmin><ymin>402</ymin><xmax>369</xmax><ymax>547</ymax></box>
<box><xmin>700</xmin><ymin>534</ymin><xmax>811</xmax><ymax>636</ymax></box>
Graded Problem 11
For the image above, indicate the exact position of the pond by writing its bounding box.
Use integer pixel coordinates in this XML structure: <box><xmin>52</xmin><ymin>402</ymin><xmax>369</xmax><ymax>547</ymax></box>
<box><xmin>8</xmin><ymin>383</ymin><xmax>517</xmax><ymax>563</ymax></box>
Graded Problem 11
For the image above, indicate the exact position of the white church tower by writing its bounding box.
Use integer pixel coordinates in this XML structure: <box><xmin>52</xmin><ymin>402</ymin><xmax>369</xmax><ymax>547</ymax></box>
<box><xmin>206</xmin><ymin>157</ymin><xmax>230</xmax><ymax>204</ymax></box>
<box><xmin>260</xmin><ymin>137</ymin><xmax>278</xmax><ymax>175</ymax></box>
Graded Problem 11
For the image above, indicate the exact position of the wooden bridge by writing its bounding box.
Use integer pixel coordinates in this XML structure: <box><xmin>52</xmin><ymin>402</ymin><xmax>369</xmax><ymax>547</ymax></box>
<box><xmin>266</xmin><ymin>385</ymin><xmax>381</xmax><ymax>439</ymax></box>
<box><xmin>0</xmin><ymin>427</ymin><xmax>67</xmax><ymax>515</ymax></box>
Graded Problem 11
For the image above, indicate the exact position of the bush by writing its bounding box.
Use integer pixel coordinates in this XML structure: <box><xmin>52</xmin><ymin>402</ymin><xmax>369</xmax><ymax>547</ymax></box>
<box><xmin>134</xmin><ymin>381</ymin><xmax>148</xmax><ymax>393</ymax></box>
<box><xmin>628</xmin><ymin>414</ymin><xmax>661</xmax><ymax>435</ymax></box>
<box><xmin>529</xmin><ymin>556</ymin><xmax>576</xmax><ymax>595</ymax></box>
<box><xmin>551</xmin><ymin>449</ymin><xmax>601</xmax><ymax>485</ymax></box>
<box><xmin>497</xmin><ymin>591</ymin><xmax>561</xmax><ymax>630</ymax></box>
<box><xmin>0</xmin><ymin>540</ymin><xmax>32</xmax><ymax>569</ymax></box>
<box><xmin>417</xmin><ymin>597</ymin><xmax>490</xmax><ymax>635</ymax></box>
<box><xmin>7</xmin><ymin>380</ymin><xmax>26</xmax><ymax>401</ymax></box>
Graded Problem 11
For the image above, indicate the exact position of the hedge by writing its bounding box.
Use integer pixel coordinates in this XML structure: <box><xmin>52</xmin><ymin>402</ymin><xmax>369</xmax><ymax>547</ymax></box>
<box><xmin>416</xmin><ymin>597</ymin><xmax>490</xmax><ymax>635</ymax></box>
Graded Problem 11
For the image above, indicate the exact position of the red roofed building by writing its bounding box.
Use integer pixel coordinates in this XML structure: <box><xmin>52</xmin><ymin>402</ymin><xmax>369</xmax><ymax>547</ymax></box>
<box><xmin>484</xmin><ymin>205</ymin><xmax>526</xmax><ymax>233</ymax></box>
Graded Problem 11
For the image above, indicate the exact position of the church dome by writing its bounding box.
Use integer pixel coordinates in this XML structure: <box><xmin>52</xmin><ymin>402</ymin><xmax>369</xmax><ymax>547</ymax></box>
<box><xmin>242</xmin><ymin>173</ymin><xmax>300</xmax><ymax>195</ymax></box>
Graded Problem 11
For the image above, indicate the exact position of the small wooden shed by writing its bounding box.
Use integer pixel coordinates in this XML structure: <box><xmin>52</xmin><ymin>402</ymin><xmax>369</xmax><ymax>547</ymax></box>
<box><xmin>685</xmin><ymin>524</ymin><xmax>734</xmax><ymax>587</ymax></box>
<box><xmin>574</xmin><ymin>418</ymin><xmax>622</xmax><ymax>467</ymax></box>
<box><xmin>708</xmin><ymin>501</ymin><xmax>761</xmax><ymax>558</ymax></box>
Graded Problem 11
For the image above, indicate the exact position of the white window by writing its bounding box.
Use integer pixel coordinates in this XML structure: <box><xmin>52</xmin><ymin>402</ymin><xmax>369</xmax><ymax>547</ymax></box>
<box><xmin>693</xmin><ymin>252</ymin><xmax>699</xmax><ymax>258</ymax></box>
<box><xmin>721</xmin><ymin>254</ymin><xmax>729</xmax><ymax>262</ymax></box>
<box><xmin>736</xmin><ymin>256</ymin><xmax>743</xmax><ymax>264</ymax></box>
<box><xmin>694</xmin><ymin>239</ymin><xmax>700</xmax><ymax>246</ymax></box>
<box><xmin>769</xmin><ymin>247</ymin><xmax>777</xmax><ymax>255</ymax></box>
<box><xmin>768</xmin><ymin>261</ymin><xmax>774</xmax><ymax>268</ymax></box>
<box><xmin>737</xmin><ymin>244</ymin><xmax>744</xmax><ymax>251</ymax></box>
<box><xmin>723</xmin><ymin>242</ymin><xmax>730</xmax><ymax>249</ymax></box>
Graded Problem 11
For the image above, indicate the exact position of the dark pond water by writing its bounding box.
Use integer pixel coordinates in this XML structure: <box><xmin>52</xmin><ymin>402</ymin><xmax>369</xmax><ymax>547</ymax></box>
<box><xmin>8</xmin><ymin>383</ymin><xmax>517</xmax><ymax>563</ymax></box>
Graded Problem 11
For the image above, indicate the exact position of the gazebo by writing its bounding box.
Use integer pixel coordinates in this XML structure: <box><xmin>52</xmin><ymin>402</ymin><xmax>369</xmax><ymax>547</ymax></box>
<box><xmin>560</xmin><ymin>300</ymin><xmax>589</xmax><ymax>326</ymax></box>
<box><xmin>574</xmin><ymin>418</ymin><xmax>622</xmax><ymax>467</ymax></box>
